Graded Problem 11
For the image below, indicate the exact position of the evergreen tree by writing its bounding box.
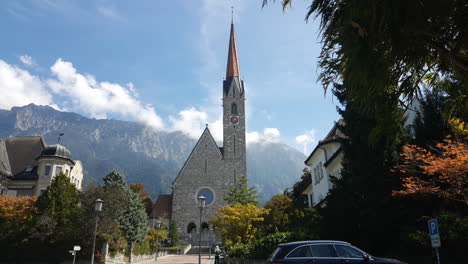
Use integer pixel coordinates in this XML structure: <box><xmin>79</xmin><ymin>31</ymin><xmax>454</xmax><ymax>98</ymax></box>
<box><xmin>118</xmin><ymin>189</ymin><xmax>148</xmax><ymax>245</ymax></box>
<box><xmin>130</xmin><ymin>183</ymin><xmax>154</xmax><ymax>217</ymax></box>
<box><xmin>224</xmin><ymin>176</ymin><xmax>259</xmax><ymax>206</ymax></box>
<box><xmin>168</xmin><ymin>220</ymin><xmax>179</xmax><ymax>246</ymax></box>
<box><xmin>318</xmin><ymin>84</ymin><xmax>408</xmax><ymax>255</ymax></box>
<box><xmin>103</xmin><ymin>170</ymin><xmax>127</xmax><ymax>187</ymax></box>
<box><xmin>95</xmin><ymin>171</ymin><xmax>148</xmax><ymax>257</ymax></box>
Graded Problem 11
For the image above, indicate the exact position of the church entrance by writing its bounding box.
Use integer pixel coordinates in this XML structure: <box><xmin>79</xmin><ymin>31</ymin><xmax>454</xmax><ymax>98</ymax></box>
<box><xmin>187</xmin><ymin>222</ymin><xmax>212</xmax><ymax>246</ymax></box>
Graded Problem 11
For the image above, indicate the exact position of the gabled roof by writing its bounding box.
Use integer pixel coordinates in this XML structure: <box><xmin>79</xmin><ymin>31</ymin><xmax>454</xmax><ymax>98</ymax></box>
<box><xmin>172</xmin><ymin>127</ymin><xmax>222</xmax><ymax>185</ymax></box>
<box><xmin>5</xmin><ymin>136</ymin><xmax>46</xmax><ymax>175</ymax></box>
<box><xmin>304</xmin><ymin>120</ymin><xmax>346</xmax><ymax>165</ymax></box>
<box><xmin>151</xmin><ymin>194</ymin><xmax>172</xmax><ymax>219</ymax></box>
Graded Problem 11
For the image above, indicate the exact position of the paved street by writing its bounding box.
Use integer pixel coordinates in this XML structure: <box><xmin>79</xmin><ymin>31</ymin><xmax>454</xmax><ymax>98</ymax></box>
<box><xmin>155</xmin><ymin>254</ymin><xmax>214</xmax><ymax>264</ymax></box>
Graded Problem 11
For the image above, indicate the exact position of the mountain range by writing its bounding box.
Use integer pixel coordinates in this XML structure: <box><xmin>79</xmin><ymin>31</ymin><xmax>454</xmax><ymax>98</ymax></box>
<box><xmin>0</xmin><ymin>104</ymin><xmax>306</xmax><ymax>202</ymax></box>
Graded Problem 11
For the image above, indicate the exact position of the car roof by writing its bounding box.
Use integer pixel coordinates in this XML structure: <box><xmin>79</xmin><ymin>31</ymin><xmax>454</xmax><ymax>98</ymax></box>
<box><xmin>278</xmin><ymin>240</ymin><xmax>351</xmax><ymax>247</ymax></box>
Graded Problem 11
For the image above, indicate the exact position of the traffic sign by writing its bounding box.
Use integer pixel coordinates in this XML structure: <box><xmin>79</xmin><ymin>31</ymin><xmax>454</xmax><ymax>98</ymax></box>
<box><xmin>427</xmin><ymin>218</ymin><xmax>441</xmax><ymax>248</ymax></box>
<box><xmin>74</xmin><ymin>245</ymin><xmax>81</xmax><ymax>251</ymax></box>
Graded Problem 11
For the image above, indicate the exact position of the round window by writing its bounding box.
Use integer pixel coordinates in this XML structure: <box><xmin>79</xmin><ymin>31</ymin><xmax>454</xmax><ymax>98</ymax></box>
<box><xmin>197</xmin><ymin>188</ymin><xmax>214</xmax><ymax>205</ymax></box>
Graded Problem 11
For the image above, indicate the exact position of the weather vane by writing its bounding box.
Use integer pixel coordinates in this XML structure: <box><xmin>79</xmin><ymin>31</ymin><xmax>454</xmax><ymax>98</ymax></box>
<box><xmin>57</xmin><ymin>133</ymin><xmax>64</xmax><ymax>144</ymax></box>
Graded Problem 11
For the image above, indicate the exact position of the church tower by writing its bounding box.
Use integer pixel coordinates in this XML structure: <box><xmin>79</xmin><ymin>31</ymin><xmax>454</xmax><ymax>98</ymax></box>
<box><xmin>222</xmin><ymin>22</ymin><xmax>246</xmax><ymax>184</ymax></box>
<box><xmin>169</xmin><ymin>21</ymin><xmax>247</xmax><ymax>246</ymax></box>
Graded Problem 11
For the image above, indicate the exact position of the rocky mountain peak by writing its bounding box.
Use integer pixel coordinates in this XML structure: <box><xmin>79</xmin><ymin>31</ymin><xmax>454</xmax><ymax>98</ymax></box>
<box><xmin>0</xmin><ymin>105</ymin><xmax>306</xmax><ymax>202</ymax></box>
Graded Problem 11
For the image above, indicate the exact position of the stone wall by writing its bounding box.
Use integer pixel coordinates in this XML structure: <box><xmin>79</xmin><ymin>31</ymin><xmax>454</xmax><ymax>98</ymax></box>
<box><xmin>101</xmin><ymin>243</ymin><xmax>169</xmax><ymax>263</ymax></box>
<box><xmin>171</xmin><ymin>129</ymin><xmax>233</xmax><ymax>245</ymax></box>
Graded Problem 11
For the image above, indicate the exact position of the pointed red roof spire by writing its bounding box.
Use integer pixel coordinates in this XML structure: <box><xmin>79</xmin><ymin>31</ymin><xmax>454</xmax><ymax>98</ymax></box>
<box><xmin>226</xmin><ymin>22</ymin><xmax>240</xmax><ymax>78</ymax></box>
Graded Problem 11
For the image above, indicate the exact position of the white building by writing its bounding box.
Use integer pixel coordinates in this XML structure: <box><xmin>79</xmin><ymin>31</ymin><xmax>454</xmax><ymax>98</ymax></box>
<box><xmin>0</xmin><ymin>136</ymin><xmax>83</xmax><ymax>197</ymax></box>
<box><xmin>303</xmin><ymin>120</ymin><xmax>346</xmax><ymax>207</ymax></box>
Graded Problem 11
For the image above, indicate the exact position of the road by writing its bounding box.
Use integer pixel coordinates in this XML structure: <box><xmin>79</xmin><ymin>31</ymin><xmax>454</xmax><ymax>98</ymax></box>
<box><xmin>155</xmin><ymin>254</ymin><xmax>214</xmax><ymax>264</ymax></box>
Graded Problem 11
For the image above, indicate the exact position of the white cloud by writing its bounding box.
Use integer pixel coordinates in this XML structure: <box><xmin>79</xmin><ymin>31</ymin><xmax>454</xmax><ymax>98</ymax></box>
<box><xmin>47</xmin><ymin>58</ymin><xmax>164</xmax><ymax>129</ymax></box>
<box><xmin>264</xmin><ymin>128</ymin><xmax>280</xmax><ymax>142</ymax></box>
<box><xmin>168</xmin><ymin>107</ymin><xmax>223</xmax><ymax>141</ymax></box>
<box><xmin>0</xmin><ymin>60</ymin><xmax>53</xmax><ymax>110</ymax></box>
<box><xmin>295</xmin><ymin>130</ymin><xmax>316</xmax><ymax>155</ymax></box>
<box><xmin>247</xmin><ymin>128</ymin><xmax>281</xmax><ymax>144</ymax></box>
<box><xmin>19</xmin><ymin>55</ymin><xmax>36</xmax><ymax>67</ymax></box>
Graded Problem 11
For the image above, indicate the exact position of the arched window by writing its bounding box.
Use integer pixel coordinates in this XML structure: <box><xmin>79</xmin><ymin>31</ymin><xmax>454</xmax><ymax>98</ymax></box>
<box><xmin>201</xmin><ymin>222</ymin><xmax>209</xmax><ymax>231</ymax></box>
<box><xmin>187</xmin><ymin>222</ymin><xmax>197</xmax><ymax>234</ymax></box>
<box><xmin>231</xmin><ymin>103</ymin><xmax>238</xmax><ymax>115</ymax></box>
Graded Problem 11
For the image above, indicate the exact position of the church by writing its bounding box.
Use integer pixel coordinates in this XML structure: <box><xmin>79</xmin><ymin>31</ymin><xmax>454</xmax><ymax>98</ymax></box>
<box><xmin>162</xmin><ymin>21</ymin><xmax>247</xmax><ymax>245</ymax></box>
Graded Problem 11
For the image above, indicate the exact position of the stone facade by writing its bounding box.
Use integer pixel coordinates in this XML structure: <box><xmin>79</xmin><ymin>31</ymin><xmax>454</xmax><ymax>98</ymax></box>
<box><xmin>171</xmin><ymin>22</ymin><xmax>246</xmax><ymax>245</ymax></box>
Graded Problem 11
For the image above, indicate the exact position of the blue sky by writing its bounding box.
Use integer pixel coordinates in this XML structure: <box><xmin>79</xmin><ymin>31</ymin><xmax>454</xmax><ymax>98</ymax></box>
<box><xmin>0</xmin><ymin>0</ymin><xmax>340</xmax><ymax>154</ymax></box>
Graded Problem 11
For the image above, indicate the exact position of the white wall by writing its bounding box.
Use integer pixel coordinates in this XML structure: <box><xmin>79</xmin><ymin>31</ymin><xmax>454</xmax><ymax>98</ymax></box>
<box><xmin>36</xmin><ymin>157</ymin><xmax>79</xmax><ymax>195</ymax></box>
<box><xmin>306</xmin><ymin>142</ymin><xmax>342</xmax><ymax>206</ymax></box>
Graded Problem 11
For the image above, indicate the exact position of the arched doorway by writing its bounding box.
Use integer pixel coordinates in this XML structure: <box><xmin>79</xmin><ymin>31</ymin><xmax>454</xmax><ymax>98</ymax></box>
<box><xmin>187</xmin><ymin>222</ymin><xmax>197</xmax><ymax>234</ymax></box>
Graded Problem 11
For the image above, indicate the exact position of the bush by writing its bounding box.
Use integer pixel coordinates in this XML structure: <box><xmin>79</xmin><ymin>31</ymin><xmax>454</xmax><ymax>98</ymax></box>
<box><xmin>227</xmin><ymin>243</ymin><xmax>253</xmax><ymax>258</ymax></box>
<box><xmin>227</xmin><ymin>232</ymin><xmax>294</xmax><ymax>259</ymax></box>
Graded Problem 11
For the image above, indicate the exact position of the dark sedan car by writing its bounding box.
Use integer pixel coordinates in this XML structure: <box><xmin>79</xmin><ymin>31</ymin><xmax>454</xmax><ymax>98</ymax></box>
<box><xmin>269</xmin><ymin>240</ymin><xmax>407</xmax><ymax>264</ymax></box>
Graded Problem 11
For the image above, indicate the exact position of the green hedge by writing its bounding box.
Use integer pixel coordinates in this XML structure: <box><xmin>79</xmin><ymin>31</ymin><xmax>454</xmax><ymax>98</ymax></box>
<box><xmin>228</xmin><ymin>232</ymin><xmax>294</xmax><ymax>259</ymax></box>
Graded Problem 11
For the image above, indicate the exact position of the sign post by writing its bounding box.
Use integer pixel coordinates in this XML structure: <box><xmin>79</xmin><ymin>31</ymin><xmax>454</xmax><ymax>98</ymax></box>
<box><xmin>70</xmin><ymin>245</ymin><xmax>81</xmax><ymax>264</ymax></box>
<box><xmin>427</xmin><ymin>219</ymin><xmax>441</xmax><ymax>264</ymax></box>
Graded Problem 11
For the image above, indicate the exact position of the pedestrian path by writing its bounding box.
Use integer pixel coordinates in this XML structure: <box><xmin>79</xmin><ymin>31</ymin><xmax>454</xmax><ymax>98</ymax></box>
<box><xmin>154</xmin><ymin>254</ymin><xmax>214</xmax><ymax>264</ymax></box>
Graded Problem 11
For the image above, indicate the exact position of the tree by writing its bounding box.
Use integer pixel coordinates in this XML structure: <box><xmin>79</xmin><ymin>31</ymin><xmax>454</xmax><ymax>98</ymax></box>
<box><xmin>118</xmin><ymin>188</ymin><xmax>149</xmax><ymax>246</ymax></box>
<box><xmin>147</xmin><ymin>227</ymin><xmax>168</xmax><ymax>251</ymax></box>
<box><xmin>211</xmin><ymin>203</ymin><xmax>270</xmax><ymax>245</ymax></box>
<box><xmin>224</xmin><ymin>176</ymin><xmax>260</xmax><ymax>206</ymax></box>
<box><xmin>318</xmin><ymin>84</ymin><xmax>408</xmax><ymax>255</ymax></box>
<box><xmin>103</xmin><ymin>170</ymin><xmax>127</xmax><ymax>187</ymax></box>
<box><xmin>0</xmin><ymin>196</ymin><xmax>36</xmax><ymax>243</ymax></box>
<box><xmin>83</xmin><ymin>171</ymin><xmax>149</xmax><ymax>258</ymax></box>
<box><xmin>263</xmin><ymin>0</ymin><xmax>468</xmax><ymax>140</ymax></box>
<box><xmin>34</xmin><ymin>172</ymin><xmax>83</xmax><ymax>244</ymax></box>
<box><xmin>284</xmin><ymin>168</ymin><xmax>311</xmax><ymax>208</ymax></box>
<box><xmin>102</xmin><ymin>171</ymin><xmax>148</xmax><ymax>256</ymax></box>
<box><xmin>263</xmin><ymin>194</ymin><xmax>292</xmax><ymax>233</ymax></box>
<box><xmin>393</xmin><ymin>137</ymin><xmax>468</xmax><ymax>205</ymax></box>
<box><xmin>168</xmin><ymin>220</ymin><xmax>179</xmax><ymax>246</ymax></box>
<box><xmin>130</xmin><ymin>183</ymin><xmax>154</xmax><ymax>217</ymax></box>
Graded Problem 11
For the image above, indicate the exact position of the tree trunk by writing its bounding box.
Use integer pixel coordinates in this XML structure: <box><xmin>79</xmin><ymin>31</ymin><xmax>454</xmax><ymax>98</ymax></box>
<box><xmin>128</xmin><ymin>241</ymin><xmax>134</xmax><ymax>263</ymax></box>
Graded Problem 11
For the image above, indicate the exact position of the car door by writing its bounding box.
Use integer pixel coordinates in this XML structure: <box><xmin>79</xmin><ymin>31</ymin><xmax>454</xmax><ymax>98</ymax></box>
<box><xmin>283</xmin><ymin>245</ymin><xmax>314</xmax><ymax>264</ymax></box>
<box><xmin>309</xmin><ymin>244</ymin><xmax>339</xmax><ymax>264</ymax></box>
<box><xmin>333</xmin><ymin>244</ymin><xmax>367</xmax><ymax>264</ymax></box>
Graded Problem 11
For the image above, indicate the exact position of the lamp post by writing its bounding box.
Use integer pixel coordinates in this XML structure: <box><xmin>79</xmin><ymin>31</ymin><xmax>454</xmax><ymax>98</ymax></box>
<box><xmin>197</xmin><ymin>195</ymin><xmax>206</xmax><ymax>264</ymax></box>
<box><xmin>91</xmin><ymin>199</ymin><xmax>103</xmax><ymax>264</ymax></box>
<box><xmin>155</xmin><ymin>219</ymin><xmax>161</xmax><ymax>261</ymax></box>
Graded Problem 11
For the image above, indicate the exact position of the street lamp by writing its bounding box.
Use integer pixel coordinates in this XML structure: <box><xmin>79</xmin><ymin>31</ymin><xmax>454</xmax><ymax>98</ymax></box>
<box><xmin>197</xmin><ymin>195</ymin><xmax>206</xmax><ymax>264</ymax></box>
<box><xmin>155</xmin><ymin>219</ymin><xmax>162</xmax><ymax>261</ymax></box>
<box><xmin>91</xmin><ymin>199</ymin><xmax>104</xmax><ymax>264</ymax></box>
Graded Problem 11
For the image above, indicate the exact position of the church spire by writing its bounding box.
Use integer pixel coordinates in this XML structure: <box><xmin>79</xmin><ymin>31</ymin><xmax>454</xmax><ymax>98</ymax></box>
<box><xmin>226</xmin><ymin>21</ymin><xmax>240</xmax><ymax>78</ymax></box>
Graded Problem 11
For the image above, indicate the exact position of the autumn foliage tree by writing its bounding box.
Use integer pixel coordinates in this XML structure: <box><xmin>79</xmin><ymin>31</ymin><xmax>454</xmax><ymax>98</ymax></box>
<box><xmin>393</xmin><ymin>137</ymin><xmax>468</xmax><ymax>205</ymax></box>
<box><xmin>0</xmin><ymin>196</ymin><xmax>37</xmax><ymax>243</ymax></box>
<box><xmin>211</xmin><ymin>203</ymin><xmax>270</xmax><ymax>245</ymax></box>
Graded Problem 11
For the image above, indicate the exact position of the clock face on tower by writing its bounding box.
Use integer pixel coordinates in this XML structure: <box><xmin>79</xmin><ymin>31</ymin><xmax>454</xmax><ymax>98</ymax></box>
<box><xmin>230</xmin><ymin>116</ymin><xmax>239</xmax><ymax>124</ymax></box>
